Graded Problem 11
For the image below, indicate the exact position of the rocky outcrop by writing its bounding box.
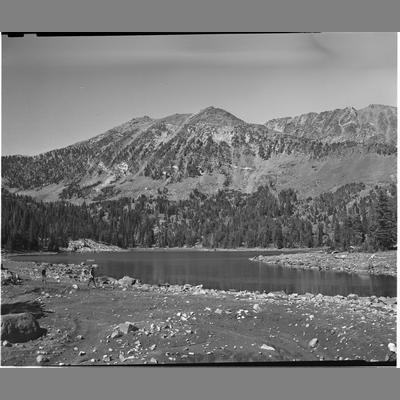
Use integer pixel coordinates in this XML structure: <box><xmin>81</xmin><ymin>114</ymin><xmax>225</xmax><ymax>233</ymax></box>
<box><xmin>113</xmin><ymin>322</ymin><xmax>139</xmax><ymax>336</ymax></box>
<box><xmin>118</xmin><ymin>276</ymin><xmax>137</xmax><ymax>287</ymax></box>
<box><xmin>1</xmin><ymin>269</ymin><xmax>21</xmax><ymax>285</ymax></box>
<box><xmin>185</xmin><ymin>106</ymin><xmax>245</xmax><ymax>127</ymax></box>
<box><xmin>265</xmin><ymin>104</ymin><xmax>397</xmax><ymax>145</ymax></box>
<box><xmin>61</xmin><ymin>239</ymin><xmax>125</xmax><ymax>253</ymax></box>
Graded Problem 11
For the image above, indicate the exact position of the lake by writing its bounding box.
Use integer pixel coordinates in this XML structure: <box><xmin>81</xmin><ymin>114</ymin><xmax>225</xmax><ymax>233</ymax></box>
<box><xmin>12</xmin><ymin>249</ymin><xmax>396</xmax><ymax>297</ymax></box>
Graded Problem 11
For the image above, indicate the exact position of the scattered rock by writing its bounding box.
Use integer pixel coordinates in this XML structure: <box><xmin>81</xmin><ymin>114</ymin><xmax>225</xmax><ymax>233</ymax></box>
<box><xmin>2</xmin><ymin>340</ymin><xmax>12</xmax><ymax>347</ymax></box>
<box><xmin>99</xmin><ymin>276</ymin><xmax>118</xmax><ymax>286</ymax></box>
<box><xmin>308</xmin><ymin>338</ymin><xmax>319</xmax><ymax>348</ymax></box>
<box><xmin>72</xmin><ymin>284</ymin><xmax>79</xmax><ymax>290</ymax></box>
<box><xmin>388</xmin><ymin>343</ymin><xmax>396</xmax><ymax>353</ymax></box>
<box><xmin>79</xmin><ymin>351</ymin><xmax>86</xmax><ymax>356</ymax></box>
<box><xmin>378</xmin><ymin>296</ymin><xmax>387</xmax><ymax>304</ymax></box>
<box><xmin>1</xmin><ymin>312</ymin><xmax>45</xmax><ymax>343</ymax></box>
<box><xmin>215</xmin><ymin>308</ymin><xmax>223</xmax><ymax>315</ymax></box>
<box><xmin>118</xmin><ymin>276</ymin><xmax>136</xmax><ymax>287</ymax></box>
<box><xmin>111</xmin><ymin>330</ymin><xmax>123</xmax><ymax>339</ymax></box>
<box><xmin>370</xmin><ymin>295</ymin><xmax>378</xmax><ymax>303</ymax></box>
<box><xmin>1</xmin><ymin>269</ymin><xmax>21</xmax><ymax>285</ymax></box>
<box><xmin>385</xmin><ymin>352</ymin><xmax>396</xmax><ymax>362</ymax></box>
<box><xmin>251</xmin><ymin>251</ymin><xmax>396</xmax><ymax>277</ymax></box>
<box><xmin>117</xmin><ymin>322</ymin><xmax>139</xmax><ymax>335</ymax></box>
<box><xmin>260</xmin><ymin>344</ymin><xmax>275</xmax><ymax>351</ymax></box>
<box><xmin>253</xmin><ymin>304</ymin><xmax>261</xmax><ymax>312</ymax></box>
<box><xmin>36</xmin><ymin>355</ymin><xmax>49</xmax><ymax>364</ymax></box>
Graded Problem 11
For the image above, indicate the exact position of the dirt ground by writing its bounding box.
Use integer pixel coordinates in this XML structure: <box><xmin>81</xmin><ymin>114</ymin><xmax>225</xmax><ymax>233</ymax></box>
<box><xmin>1</xmin><ymin>260</ymin><xmax>397</xmax><ymax>366</ymax></box>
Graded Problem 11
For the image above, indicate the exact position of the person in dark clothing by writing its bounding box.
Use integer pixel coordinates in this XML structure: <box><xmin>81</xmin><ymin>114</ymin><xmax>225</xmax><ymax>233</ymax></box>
<box><xmin>87</xmin><ymin>265</ymin><xmax>97</xmax><ymax>288</ymax></box>
<box><xmin>41</xmin><ymin>266</ymin><xmax>47</xmax><ymax>289</ymax></box>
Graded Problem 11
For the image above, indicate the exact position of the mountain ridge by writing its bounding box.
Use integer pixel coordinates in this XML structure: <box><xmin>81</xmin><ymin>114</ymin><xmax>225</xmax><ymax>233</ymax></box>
<box><xmin>264</xmin><ymin>104</ymin><xmax>397</xmax><ymax>145</ymax></box>
<box><xmin>2</xmin><ymin>104</ymin><xmax>396</xmax><ymax>203</ymax></box>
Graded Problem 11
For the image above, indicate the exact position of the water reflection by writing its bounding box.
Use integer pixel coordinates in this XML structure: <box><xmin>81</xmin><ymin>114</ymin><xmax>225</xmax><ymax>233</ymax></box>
<box><xmin>13</xmin><ymin>250</ymin><xmax>396</xmax><ymax>297</ymax></box>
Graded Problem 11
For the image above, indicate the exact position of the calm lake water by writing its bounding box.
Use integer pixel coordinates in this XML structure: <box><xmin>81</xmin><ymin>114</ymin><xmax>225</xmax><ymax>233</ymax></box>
<box><xmin>13</xmin><ymin>250</ymin><xmax>396</xmax><ymax>297</ymax></box>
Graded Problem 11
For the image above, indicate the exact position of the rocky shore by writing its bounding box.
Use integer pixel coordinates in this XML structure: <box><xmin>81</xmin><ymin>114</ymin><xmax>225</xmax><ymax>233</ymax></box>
<box><xmin>60</xmin><ymin>239</ymin><xmax>126</xmax><ymax>253</ymax></box>
<box><xmin>1</xmin><ymin>259</ymin><xmax>397</xmax><ymax>366</ymax></box>
<box><xmin>250</xmin><ymin>250</ymin><xmax>397</xmax><ymax>277</ymax></box>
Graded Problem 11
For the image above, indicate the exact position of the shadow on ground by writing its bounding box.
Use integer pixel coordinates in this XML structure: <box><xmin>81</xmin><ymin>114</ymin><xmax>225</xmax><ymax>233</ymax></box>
<box><xmin>1</xmin><ymin>300</ymin><xmax>47</xmax><ymax>319</ymax></box>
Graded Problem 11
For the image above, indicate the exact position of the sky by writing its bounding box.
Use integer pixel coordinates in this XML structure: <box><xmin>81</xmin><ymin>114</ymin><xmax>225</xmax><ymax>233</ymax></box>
<box><xmin>1</xmin><ymin>33</ymin><xmax>397</xmax><ymax>156</ymax></box>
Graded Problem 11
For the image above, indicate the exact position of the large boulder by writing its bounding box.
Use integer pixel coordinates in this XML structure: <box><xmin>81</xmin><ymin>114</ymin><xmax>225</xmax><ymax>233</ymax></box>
<box><xmin>1</xmin><ymin>312</ymin><xmax>45</xmax><ymax>343</ymax></box>
<box><xmin>118</xmin><ymin>276</ymin><xmax>136</xmax><ymax>287</ymax></box>
<box><xmin>308</xmin><ymin>338</ymin><xmax>319</xmax><ymax>348</ymax></box>
<box><xmin>1</xmin><ymin>269</ymin><xmax>21</xmax><ymax>285</ymax></box>
<box><xmin>118</xmin><ymin>322</ymin><xmax>139</xmax><ymax>335</ymax></box>
<box><xmin>98</xmin><ymin>276</ymin><xmax>118</xmax><ymax>286</ymax></box>
<box><xmin>111</xmin><ymin>322</ymin><xmax>139</xmax><ymax>339</ymax></box>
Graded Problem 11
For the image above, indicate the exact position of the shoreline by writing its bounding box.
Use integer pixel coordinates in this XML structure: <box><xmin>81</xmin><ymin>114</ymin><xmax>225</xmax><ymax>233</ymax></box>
<box><xmin>3</xmin><ymin>259</ymin><xmax>396</xmax><ymax>301</ymax></box>
<box><xmin>1</xmin><ymin>259</ymin><xmax>396</xmax><ymax>366</ymax></box>
<box><xmin>5</xmin><ymin>248</ymin><xmax>395</xmax><ymax>280</ymax></box>
<box><xmin>4</xmin><ymin>251</ymin><xmax>59</xmax><ymax>258</ymax></box>
<box><xmin>128</xmin><ymin>247</ymin><xmax>320</xmax><ymax>254</ymax></box>
<box><xmin>250</xmin><ymin>250</ymin><xmax>397</xmax><ymax>277</ymax></box>
<box><xmin>3</xmin><ymin>246</ymin><xmax>321</xmax><ymax>257</ymax></box>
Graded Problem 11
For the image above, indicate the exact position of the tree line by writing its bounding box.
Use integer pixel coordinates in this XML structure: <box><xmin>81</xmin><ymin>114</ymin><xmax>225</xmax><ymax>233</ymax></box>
<box><xmin>1</xmin><ymin>182</ymin><xmax>396</xmax><ymax>252</ymax></box>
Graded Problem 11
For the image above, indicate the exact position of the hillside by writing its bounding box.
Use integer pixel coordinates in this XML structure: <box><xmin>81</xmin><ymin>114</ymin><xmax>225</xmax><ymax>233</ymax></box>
<box><xmin>1</xmin><ymin>104</ymin><xmax>397</xmax><ymax>202</ymax></box>
<box><xmin>264</xmin><ymin>104</ymin><xmax>397</xmax><ymax>145</ymax></box>
<box><xmin>2</xmin><ymin>180</ymin><xmax>397</xmax><ymax>252</ymax></box>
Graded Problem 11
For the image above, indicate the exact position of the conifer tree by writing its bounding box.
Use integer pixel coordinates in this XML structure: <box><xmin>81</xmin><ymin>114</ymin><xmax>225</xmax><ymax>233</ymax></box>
<box><xmin>373</xmin><ymin>189</ymin><xmax>396</xmax><ymax>250</ymax></box>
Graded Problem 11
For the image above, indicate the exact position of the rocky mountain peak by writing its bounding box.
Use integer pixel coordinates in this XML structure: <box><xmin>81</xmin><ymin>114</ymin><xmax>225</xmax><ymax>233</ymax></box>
<box><xmin>126</xmin><ymin>115</ymin><xmax>154</xmax><ymax>125</ymax></box>
<box><xmin>186</xmin><ymin>106</ymin><xmax>245</xmax><ymax>127</ymax></box>
<box><xmin>156</xmin><ymin>113</ymin><xmax>192</xmax><ymax>127</ymax></box>
<box><xmin>1</xmin><ymin>103</ymin><xmax>396</xmax><ymax>203</ymax></box>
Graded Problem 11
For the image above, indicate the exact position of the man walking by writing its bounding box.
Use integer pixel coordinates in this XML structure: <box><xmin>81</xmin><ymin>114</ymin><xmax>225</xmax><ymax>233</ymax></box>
<box><xmin>41</xmin><ymin>265</ymin><xmax>47</xmax><ymax>290</ymax></box>
<box><xmin>87</xmin><ymin>265</ymin><xmax>97</xmax><ymax>289</ymax></box>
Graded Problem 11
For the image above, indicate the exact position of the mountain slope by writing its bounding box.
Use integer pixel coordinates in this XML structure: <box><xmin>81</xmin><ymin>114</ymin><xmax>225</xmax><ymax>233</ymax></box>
<box><xmin>265</xmin><ymin>104</ymin><xmax>397</xmax><ymax>145</ymax></box>
<box><xmin>2</xmin><ymin>104</ymin><xmax>396</xmax><ymax>202</ymax></box>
